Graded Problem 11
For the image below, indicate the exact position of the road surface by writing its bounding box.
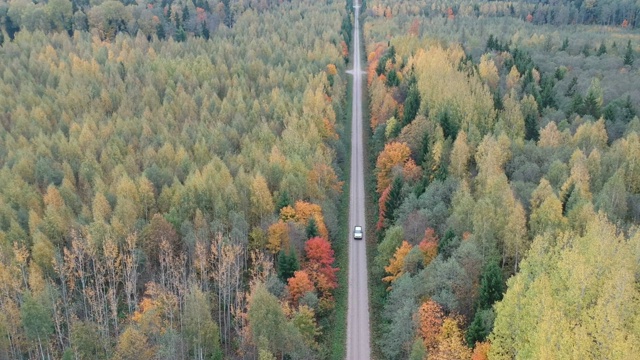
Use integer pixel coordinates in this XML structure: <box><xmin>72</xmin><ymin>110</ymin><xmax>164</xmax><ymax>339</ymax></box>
<box><xmin>346</xmin><ymin>1</ymin><xmax>370</xmax><ymax>359</ymax></box>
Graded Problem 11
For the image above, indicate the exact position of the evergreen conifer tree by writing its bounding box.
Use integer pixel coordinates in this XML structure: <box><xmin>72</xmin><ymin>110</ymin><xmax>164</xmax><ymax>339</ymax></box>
<box><xmin>477</xmin><ymin>261</ymin><xmax>504</xmax><ymax>310</ymax></box>
<box><xmin>583</xmin><ymin>90</ymin><xmax>601</xmax><ymax>118</ymax></box>
<box><xmin>384</xmin><ymin>176</ymin><xmax>404</xmax><ymax>223</ymax></box>
<box><xmin>278</xmin><ymin>247</ymin><xmax>299</xmax><ymax>281</ymax></box>
<box><xmin>402</xmin><ymin>82</ymin><xmax>420</xmax><ymax>126</ymax></box>
<box><xmin>466</xmin><ymin>310</ymin><xmax>490</xmax><ymax>346</ymax></box>
<box><xmin>305</xmin><ymin>217</ymin><xmax>319</xmax><ymax>239</ymax></box>
<box><xmin>597</xmin><ymin>43</ymin><xmax>607</xmax><ymax>56</ymax></box>
<box><xmin>438</xmin><ymin>229</ymin><xmax>458</xmax><ymax>260</ymax></box>
<box><xmin>525</xmin><ymin>113</ymin><xmax>539</xmax><ymax>141</ymax></box>
<box><xmin>276</xmin><ymin>190</ymin><xmax>292</xmax><ymax>212</ymax></box>
<box><xmin>624</xmin><ymin>40</ymin><xmax>634</xmax><ymax>66</ymax></box>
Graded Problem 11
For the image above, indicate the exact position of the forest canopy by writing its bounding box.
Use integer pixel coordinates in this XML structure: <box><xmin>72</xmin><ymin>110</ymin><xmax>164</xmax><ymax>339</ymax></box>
<box><xmin>0</xmin><ymin>0</ymin><xmax>352</xmax><ymax>358</ymax></box>
<box><xmin>363</xmin><ymin>0</ymin><xmax>640</xmax><ymax>358</ymax></box>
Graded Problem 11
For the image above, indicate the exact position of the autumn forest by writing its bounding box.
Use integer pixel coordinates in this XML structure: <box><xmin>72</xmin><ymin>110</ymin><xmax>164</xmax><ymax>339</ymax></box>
<box><xmin>0</xmin><ymin>0</ymin><xmax>352</xmax><ymax>358</ymax></box>
<box><xmin>0</xmin><ymin>0</ymin><xmax>639</xmax><ymax>359</ymax></box>
<box><xmin>365</xmin><ymin>0</ymin><xmax>640</xmax><ymax>358</ymax></box>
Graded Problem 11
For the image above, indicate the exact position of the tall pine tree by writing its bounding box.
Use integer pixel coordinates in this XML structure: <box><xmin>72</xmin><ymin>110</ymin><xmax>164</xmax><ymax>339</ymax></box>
<box><xmin>477</xmin><ymin>260</ymin><xmax>504</xmax><ymax>310</ymax></box>
<box><xmin>276</xmin><ymin>190</ymin><xmax>292</xmax><ymax>212</ymax></box>
<box><xmin>384</xmin><ymin>176</ymin><xmax>404</xmax><ymax>223</ymax></box>
<box><xmin>278</xmin><ymin>247</ymin><xmax>299</xmax><ymax>281</ymax></box>
<box><xmin>402</xmin><ymin>80</ymin><xmax>420</xmax><ymax>126</ymax></box>
<box><xmin>438</xmin><ymin>229</ymin><xmax>459</xmax><ymax>260</ymax></box>
<box><xmin>583</xmin><ymin>91</ymin><xmax>601</xmax><ymax>118</ymax></box>
<box><xmin>525</xmin><ymin>113</ymin><xmax>540</xmax><ymax>141</ymax></box>
<box><xmin>624</xmin><ymin>40</ymin><xmax>634</xmax><ymax>66</ymax></box>
<box><xmin>540</xmin><ymin>76</ymin><xmax>556</xmax><ymax>109</ymax></box>
<box><xmin>306</xmin><ymin>217</ymin><xmax>319</xmax><ymax>239</ymax></box>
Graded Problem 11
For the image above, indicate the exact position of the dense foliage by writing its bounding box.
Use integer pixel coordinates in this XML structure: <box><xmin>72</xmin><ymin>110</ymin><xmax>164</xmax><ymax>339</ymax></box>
<box><xmin>0</xmin><ymin>0</ymin><xmax>332</xmax><ymax>42</ymax></box>
<box><xmin>366</xmin><ymin>0</ymin><xmax>640</xmax><ymax>28</ymax></box>
<box><xmin>363</xmin><ymin>0</ymin><xmax>640</xmax><ymax>358</ymax></box>
<box><xmin>0</xmin><ymin>0</ymin><xmax>351</xmax><ymax>358</ymax></box>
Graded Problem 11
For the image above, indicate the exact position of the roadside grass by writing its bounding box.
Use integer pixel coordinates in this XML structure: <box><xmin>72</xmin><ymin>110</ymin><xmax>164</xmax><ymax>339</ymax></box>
<box><xmin>365</xmin><ymin>94</ymin><xmax>386</xmax><ymax>360</ymax></box>
<box><xmin>325</xmin><ymin>30</ymin><xmax>354</xmax><ymax>360</ymax></box>
<box><xmin>358</xmin><ymin>14</ymin><xmax>386</xmax><ymax>360</ymax></box>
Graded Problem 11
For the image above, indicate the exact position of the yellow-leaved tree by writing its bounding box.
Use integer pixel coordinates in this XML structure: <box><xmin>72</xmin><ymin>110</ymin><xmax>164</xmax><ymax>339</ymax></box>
<box><xmin>267</xmin><ymin>221</ymin><xmax>289</xmax><ymax>255</ymax></box>
<box><xmin>430</xmin><ymin>317</ymin><xmax>472</xmax><ymax>360</ymax></box>
<box><xmin>478</xmin><ymin>54</ymin><xmax>499</xmax><ymax>91</ymax></box>
<box><xmin>250</xmin><ymin>173</ymin><xmax>275</xmax><ymax>225</ymax></box>
<box><xmin>529</xmin><ymin>178</ymin><xmax>567</xmax><ymax>237</ymax></box>
<box><xmin>538</xmin><ymin>121</ymin><xmax>567</xmax><ymax>148</ymax></box>
<box><xmin>449</xmin><ymin>130</ymin><xmax>471</xmax><ymax>180</ymax></box>
<box><xmin>490</xmin><ymin>213</ymin><xmax>640</xmax><ymax>359</ymax></box>
<box><xmin>382</xmin><ymin>241</ymin><xmax>412</xmax><ymax>287</ymax></box>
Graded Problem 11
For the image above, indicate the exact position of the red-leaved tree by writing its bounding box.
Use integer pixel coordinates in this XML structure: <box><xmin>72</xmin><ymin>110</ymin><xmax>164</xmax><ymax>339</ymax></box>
<box><xmin>304</xmin><ymin>237</ymin><xmax>339</xmax><ymax>303</ymax></box>
<box><xmin>305</xmin><ymin>237</ymin><xmax>335</xmax><ymax>266</ymax></box>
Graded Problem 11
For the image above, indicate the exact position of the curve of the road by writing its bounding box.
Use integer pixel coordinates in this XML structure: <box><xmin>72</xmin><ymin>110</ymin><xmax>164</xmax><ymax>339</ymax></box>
<box><xmin>346</xmin><ymin>1</ymin><xmax>370</xmax><ymax>358</ymax></box>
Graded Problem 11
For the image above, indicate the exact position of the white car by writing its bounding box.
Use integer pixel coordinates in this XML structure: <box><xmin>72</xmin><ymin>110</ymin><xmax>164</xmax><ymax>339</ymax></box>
<box><xmin>353</xmin><ymin>226</ymin><xmax>363</xmax><ymax>240</ymax></box>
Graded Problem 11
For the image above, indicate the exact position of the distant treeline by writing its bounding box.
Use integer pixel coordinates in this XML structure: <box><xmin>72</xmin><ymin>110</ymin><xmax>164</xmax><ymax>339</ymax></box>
<box><xmin>0</xmin><ymin>0</ymin><xmax>299</xmax><ymax>42</ymax></box>
<box><xmin>367</xmin><ymin>0</ymin><xmax>640</xmax><ymax>28</ymax></box>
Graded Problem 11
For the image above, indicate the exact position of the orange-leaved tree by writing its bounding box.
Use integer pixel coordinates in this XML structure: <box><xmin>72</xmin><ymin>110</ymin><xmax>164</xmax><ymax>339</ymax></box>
<box><xmin>294</xmin><ymin>201</ymin><xmax>328</xmax><ymax>239</ymax></box>
<box><xmin>471</xmin><ymin>341</ymin><xmax>491</xmax><ymax>360</ymax></box>
<box><xmin>416</xmin><ymin>299</ymin><xmax>444</xmax><ymax>350</ymax></box>
<box><xmin>419</xmin><ymin>228</ymin><xmax>439</xmax><ymax>266</ymax></box>
<box><xmin>326</xmin><ymin>64</ymin><xmax>337</xmax><ymax>76</ymax></box>
<box><xmin>287</xmin><ymin>270</ymin><xmax>315</xmax><ymax>307</ymax></box>
<box><xmin>376</xmin><ymin>142</ymin><xmax>411</xmax><ymax>194</ymax></box>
